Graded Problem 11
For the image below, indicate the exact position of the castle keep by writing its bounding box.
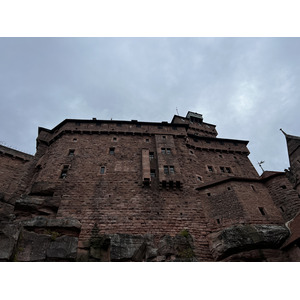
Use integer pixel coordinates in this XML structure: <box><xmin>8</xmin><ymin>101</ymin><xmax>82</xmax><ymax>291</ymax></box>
<box><xmin>1</xmin><ymin>111</ymin><xmax>300</xmax><ymax>261</ymax></box>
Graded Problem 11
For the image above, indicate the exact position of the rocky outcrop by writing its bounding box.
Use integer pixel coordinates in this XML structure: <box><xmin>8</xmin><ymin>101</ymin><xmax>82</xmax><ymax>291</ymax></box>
<box><xmin>208</xmin><ymin>224</ymin><xmax>290</xmax><ymax>261</ymax></box>
<box><xmin>0</xmin><ymin>223</ymin><xmax>20</xmax><ymax>261</ymax></box>
<box><xmin>0</xmin><ymin>217</ymin><xmax>81</xmax><ymax>261</ymax></box>
<box><xmin>77</xmin><ymin>227</ymin><xmax>197</xmax><ymax>262</ymax></box>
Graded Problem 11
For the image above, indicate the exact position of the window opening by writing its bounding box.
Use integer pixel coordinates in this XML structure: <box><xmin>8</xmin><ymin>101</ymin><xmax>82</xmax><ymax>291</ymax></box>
<box><xmin>219</xmin><ymin>154</ymin><xmax>223</xmax><ymax>158</ymax></box>
<box><xmin>145</xmin><ymin>138</ymin><xmax>149</xmax><ymax>142</ymax></box>
<box><xmin>251</xmin><ymin>185</ymin><xmax>256</xmax><ymax>191</ymax></box>
<box><xmin>227</xmin><ymin>187</ymin><xmax>231</xmax><ymax>190</ymax></box>
<box><xmin>109</xmin><ymin>147</ymin><xmax>115</xmax><ymax>155</ymax></box>
<box><xmin>162</xmin><ymin>135</ymin><xmax>166</xmax><ymax>139</ymax></box>
<box><xmin>150</xmin><ymin>169</ymin><xmax>156</xmax><ymax>178</ymax></box>
<box><xmin>197</xmin><ymin>176</ymin><xmax>203</xmax><ymax>182</ymax></box>
<box><xmin>117</xmin><ymin>123</ymin><xmax>122</xmax><ymax>127</ymax></box>
<box><xmin>60</xmin><ymin>165</ymin><xmax>69</xmax><ymax>179</ymax></box>
<box><xmin>161</xmin><ymin>148</ymin><xmax>166</xmax><ymax>154</ymax></box>
<box><xmin>73</xmin><ymin>138</ymin><xmax>77</xmax><ymax>142</ymax></box>
<box><xmin>226</xmin><ymin>167</ymin><xmax>232</xmax><ymax>173</ymax></box>
<box><xmin>281</xmin><ymin>185</ymin><xmax>287</xmax><ymax>189</ymax></box>
<box><xmin>166</xmin><ymin>148</ymin><xmax>171</xmax><ymax>154</ymax></box>
<box><xmin>216</xmin><ymin>219</ymin><xmax>220</xmax><ymax>224</ymax></box>
<box><xmin>164</xmin><ymin>166</ymin><xmax>169</xmax><ymax>174</ymax></box>
<box><xmin>136</xmin><ymin>124</ymin><xmax>141</xmax><ymax>128</ymax></box>
<box><xmin>169</xmin><ymin>166</ymin><xmax>175</xmax><ymax>174</ymax></box>
<box><xmin>149</xmin><ymin>152</ymin><xmax>154</xmax><ymax>160</ymax></box>
<box><xmin>259</xmin><ymin>207</ymin><xmax>266</xmax><ymax>216</ymax></box>
<box><xmin>280</xmin><ymin>206</ymin><xmax>285</xmax><ymax>212</ymax></box>
<box><xmin>68</xmin><ymin>149</ymin><xmax>75</xmax><ymax>156</ymax></box>
<box><xmin>207</xmin><ymin>193</ymin><xmax>211</xmax><ymax>197</ymax></box>
<box><xmin>220</xmin><ymin>166</ymin><xmax>225</xmax><ymax>173</ymax></box>
<box><xmin>112</xmin><ymin>137</ymin><xmax>117</xmax><ymax>141</ymax></box>
<box><xmin>100</xmin><ymin>166</ymin><xmax>105</xmax><ymax>174</ymax></box>
<box><xmin>208</xmin><ymin>166</ymin><xmax>213</xmax><ymax>172</ymax></box>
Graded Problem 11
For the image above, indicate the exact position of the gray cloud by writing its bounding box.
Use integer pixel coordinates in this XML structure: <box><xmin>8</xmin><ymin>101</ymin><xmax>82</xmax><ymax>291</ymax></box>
<box><xmin>0</xmin><ymin>37</ymin><xmax>299</xmax><ymax>173</ymax></box>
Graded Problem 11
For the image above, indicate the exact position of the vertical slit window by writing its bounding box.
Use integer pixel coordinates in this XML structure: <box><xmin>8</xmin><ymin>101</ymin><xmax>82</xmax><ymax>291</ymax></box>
<box><xmin>164</xmin><ymin>166</ymin><xmax>169</xmax><ymax>174</ymax></box>
<box><xmin>60</xmin><ymin>165</ymin><xmax>69</xmax><ymax>179</ymax></box>
<box><xmin>100</xmin><ymin>167</ymin><xmax>105</xmax><ymax>174</ymax></box>
<box><xmin>259</xmin><ymin>207</ymin><xmax>266</xmax><ymax>216</ymax></box>
<box><xmin>109</xmin><ymin>147</ymin><xmax>115</xmax><ymax>155</ymax></box>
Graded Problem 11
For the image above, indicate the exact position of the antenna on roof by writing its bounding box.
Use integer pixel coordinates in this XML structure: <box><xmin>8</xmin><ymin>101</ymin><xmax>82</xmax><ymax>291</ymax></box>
<box><xmin>176</xmin><ymin>107</ymin><xmax>179</xmax><ymax>115</ymax></box>
<box><xmin>258</xmin><ymin>161</ymin><xmax>265</xmax><ymax>172</ymax></box>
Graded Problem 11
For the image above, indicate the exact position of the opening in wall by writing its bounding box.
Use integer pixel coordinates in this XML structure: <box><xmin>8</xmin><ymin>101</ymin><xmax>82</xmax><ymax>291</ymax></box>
<box><xmin>109</xmin><ymin>147</ymin><xmax>115</xmax><ymax>155</ymax></box>
<box><xmin>100</xmin><ymin>166</ymin><xmax>106</xmax><ymax>174</ymax></box>
<box><xmin>68</xmin><ymin>149</ymin><xmax>75</xmax><ymax>156</ymax></box>
<box><xmin>258</xmin><ymin>207</ymin><xmax>266</xmax><ymax>216</ymax></box>
<box><xmin>60</xmin><ymin>165</ymin><xmax>69</xmax><ymax>179</ymax></box>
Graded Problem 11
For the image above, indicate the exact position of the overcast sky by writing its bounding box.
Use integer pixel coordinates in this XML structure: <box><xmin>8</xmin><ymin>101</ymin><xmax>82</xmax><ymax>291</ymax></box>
<box><xmin>0</xmin><ymin>37</ymin><xmax>299</xmax><ymax>174</ymax></box>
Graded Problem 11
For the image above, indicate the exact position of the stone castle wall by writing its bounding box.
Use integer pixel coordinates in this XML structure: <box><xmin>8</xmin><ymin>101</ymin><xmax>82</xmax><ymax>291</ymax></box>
<box><xmin>1</xmin><ymin>113</ymin><xmax>300</xmax><ymax>261</ymax></box>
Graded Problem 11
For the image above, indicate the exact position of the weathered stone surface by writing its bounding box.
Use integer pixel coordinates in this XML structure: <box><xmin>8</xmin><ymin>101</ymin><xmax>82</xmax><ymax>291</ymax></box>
<box><xmin>208</xmin><ymin>224</ymin><xmax>290</xmax><ymax>261</ymax></box>
<box><xmin>0</xmin><ymin>223</ymin><xmax>20</xmax><ymax>261</ymax></box>
<box><xmin>16</xmin><ymin>230</ymin><xmax>51</xmax><ymax>261</ymax></box>
<box><xmin>21</xmin><ymin>216</ymin><xmax>81</xmax><ymax>231</ymax></box>
<box><xmin>109</xmin><ymin>234</ymin><xmax>148</xmax><ymax>261</ymax></box>
<box><xmin>30</xmin><ymin>181</ymin><xmax>56</xmax><ymax>196</ymax></box>
<box><xmin>15</xmin><ymin>196</ymin><xmax>60</xmax><ymax>216</ymax></box>
<box><xmin>46</xmin><ymin>235</ymin><xmax>78</xmax><ymax>260</ymax></box>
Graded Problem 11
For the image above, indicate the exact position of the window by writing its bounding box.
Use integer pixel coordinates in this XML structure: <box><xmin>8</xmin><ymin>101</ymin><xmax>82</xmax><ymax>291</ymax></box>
<box><xmin>161</xmin><ymin>148</ymin><xmax>166</xmax><ymax>154</ymax></box>
<box><xmin>68</xmin><ymin>149</ymin><xmax>75</xmax><ymax>156</ymax></box>
<box><xmin>259</xmin><ymin>207</ymin><xmax>266</xmax><ymax>216</ymax></box>
<box><xmin>164</xmin><ymin>166</ymin><xmax>169</xmax><ymax>174</ymax></box>
<box><xmin>60</xmin><ymin>165</ymin><xmax>69</xmax><ymax>179</ymax></box>
<box><xmin>220</xmin><ymin>166</ymin><xmax>225</xmax><ymax>173</ymax></box>
<box><xmin>227</xmin><ymin>187</ymin><xmax>231</xmax><ymax>190</ymax></box>
<box><xmin>164</xmin><ymin>166</ymin><xmax>174</xmax><ymax>174</ymax></box>
<box><xmin>219</xmin><ymin>154</ymin><xmax>223</xmax><ymax>158</ymax></box>
<box><xmin>100</xmin><ymin>167</ymin><xmax>106</xmax><ymax>174</ymax></box>
<box><xmin>197</xmin><ymin>176</ymin><xmax>203</xmax><ymax>182</ymax></box>
<box><xmin>162</xmin><ymin>135</ymin><xmax>166</xmax><ymax>139</ymax></box>
<box><xmin>145</xmin><ymin>138</ymin><xmax>149</xmax><ymax>143</ymax></box>
<box><xmin>251</xmin><ymin>185</ymin><xmax>256</xmax><ymax>191</ymax></box>
<box><xmin>73</xmin><ymin>138</ymin><xmax>77</xmax><ymax>142</ymax></box>
<box><xmin>207</xmin><ymin>166</ymin><xmax>213</xmax><ymax>172</ymax></box>
<box><xmin>166</xmin><ymin>148</ymin><xmax>171</xmax><ymax>154</ymax></box>
<box><xmin>190</xmin><ymin>150</ymin><xmax>194</xmax><ymax>154</ymax></box>
<box><xmin>149</xmin><ymin>152</ymin><xmax>154</xmax><ymax>160</ymax></box>
<box><xmin>280</xmin><ymin>206</ymin><xmax>285</xmax><ymax>212</ymax></box>
<box><xmin>109</xmin><ymin>147</ymin><xmax>115</xmax><ymax>155</ymax></box>
<box><xmin>150</xmin><ymin>169</ymin><xmax>156</xmax><ymax>178</ymax></box>
<box><xmin>281</xmin><ymin>185</ymin><xmax>287</xmax><ymax>189</ymax></box>
<box><xmin>136</xmin><ymin>124</ymin><xmax>141</xmax><ymax>128</ymax></box>
<box><xmin>112</xmin><ymin>137</ymin><xmax>117</xmax><ymax>141</ymax></box>
<box><xmin>207</xmin><ymin>193</ymin><xmax>211</xmax><ymax>197</ymax></box>
<box><xmin>216</xmin><ymin>219</ymin><xmax>220</xmax><ymax>224</ymax></box>
<box><xmin>226</xmin><ymin>167</ymin><xmax>232</xmax><ymax>173</ymax></box>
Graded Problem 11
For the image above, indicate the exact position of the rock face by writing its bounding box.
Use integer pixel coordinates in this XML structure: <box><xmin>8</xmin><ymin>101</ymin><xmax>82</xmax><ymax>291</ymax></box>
<box><xmin>0</xmin><ymin>217</ymin><xmax>81</xmax><ymax>261</ymax></box>
<box><xmin>77</xmin><ymin>228</ymin><xmax>197</xmax><ymax>262</ymax></box>
<box><xmin>208</xmin><ymin>224</ymin><xmax>290</xmax><ymax>261</ymax></box>
<box><xmin>0</xmin><ymin>223</ymin><xmax>20</xmax><ymax>261</ymax></box>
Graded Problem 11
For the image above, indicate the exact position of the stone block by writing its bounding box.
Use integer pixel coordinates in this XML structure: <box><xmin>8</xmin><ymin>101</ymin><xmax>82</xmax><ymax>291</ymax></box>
<box><xmin>16</xmin><ymin>230</ymin><xmax>51</xmax><ymax>262</ymax></box>
<box><xmin>0</xmin><ymin>223</ymin><xmax>20</xmax><ymax>261</ymax></box>
<box><xmin>46</xmin><ymin>235</ymin><xmax>78</xmax><ymax>259</ymax></box>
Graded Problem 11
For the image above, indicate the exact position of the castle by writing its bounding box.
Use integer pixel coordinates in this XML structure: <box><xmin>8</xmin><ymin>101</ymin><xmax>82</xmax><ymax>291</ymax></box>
<box><xmin>1</xmin><ymin>111</ymin><xmax>300</xmax><ymax>261</ymax></box>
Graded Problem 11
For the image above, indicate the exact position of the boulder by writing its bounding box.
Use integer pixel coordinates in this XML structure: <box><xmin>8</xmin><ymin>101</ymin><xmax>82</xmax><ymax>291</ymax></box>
<box><xmin>208</xmin><ymin>224</ymin><xmax>290</xmax><ymax>261</ymax></box>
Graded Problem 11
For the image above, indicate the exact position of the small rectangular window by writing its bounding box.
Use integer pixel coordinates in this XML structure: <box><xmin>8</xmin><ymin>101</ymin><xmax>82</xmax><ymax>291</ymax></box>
<box><xmin>68</xmin><ymin>149</ymin><xmax>75</xmax><ymax>156</ymax></box>
<box><xmin>161</xmin><ymin>148</ymin><xmax>166</xmax><ymax>154</ymax></box>
<box><xmin>100</xmin><ymin>167</ymin><xmax>105</xmax><ymax>174</ymax></box>
<box><xmin>169</xmin><ymin>166</ymin><xmax>175</xmax><ymax>174</ymax></box>
<box><xmin>60</xmin><ymin>165</ymin><xmax>69</xmax><ymax>179</ymax></box>
<box><xmin>109</xmin><ymin>147</ymin><xmax>115</xmax><ymax>155</ymax></box>
<box><xmin>226</xmin><ymin>167</ymin><xmax>232</xmax><ymax>173</ymax></box>
<box><xmin>281</xmin><ymin>185</ymin><xmax>287</xmax><ymax>189</ymax></box>
<box><xmin>162</xmin><ymin>135</ymin><xmax>166</xmax><ymax>139</ymax></box>
<box><xmin>208</xmin><ymin>166</ymin><xmax>213</xmax><ymax>172</ymax></box>
<box><xmin>220</xmin><ymin>166</ymin><xmax>225</xmax><ymax>173</ymax></box>
<box><xmin>149</xmin><ymin>152</ymin><xmax>154</xmax><ymax>160</ymax></box>
<box><xmin>164</xmin><ymin>166</ymin><xmax>169</xmax><ymax>174</ymax></box>
<box><xmin>166</xmin><ymin>148</ymin><xmax>171</xmax><ymax>154</ymax></box>
<box><xmin>150</xmin><ymin>169</ymin><xmax>156</xmax><ymax>178</ymax></box>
